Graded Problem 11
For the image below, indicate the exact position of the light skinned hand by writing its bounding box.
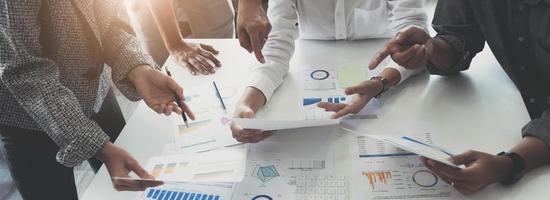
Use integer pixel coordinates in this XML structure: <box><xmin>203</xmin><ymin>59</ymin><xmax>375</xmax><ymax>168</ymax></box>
<box><xmin>128</xmin><ymin>65</ymin><xmax>196</xmax><ymax>118</ymax></box>
<box><xmin>230</xmin><ymin>104</ymin><xmax>272</xmax><ymax>143</ymax></box>
<box><xmin>236</xmin><ymin>0</ymin><xmax>271</xmax><ymax>63</ymax></box>
<box><xmin>170</xmin><ymin>42</ymin><xmax>221</xmax><ymax>75</ymax></box>
<box><xmin>420</xmin><ymin>150</ymin><xmax>513</xmax><ymax>195</ymax></box>
<box><xmin>317</xmin><ymin>80</ymin><xmax>383</xmax><ymax>119</ymax></box>
<box><xmin>96</xmin><ymin>142</ymin><xmax>163</xmax><ymax>191</ymax></box>
<box><xmin>369</xmin><ymin>26</ymin><xmax>432</xmax><ymax>70</ymax></box>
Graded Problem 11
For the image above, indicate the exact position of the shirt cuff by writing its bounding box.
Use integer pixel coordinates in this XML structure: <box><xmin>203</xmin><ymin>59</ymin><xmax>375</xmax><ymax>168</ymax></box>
<box><xmin>522</xmin><ymin>109</ymin><xmax>550</xmax><ymax>149</ymax></box>
<box><xmin>426</xmin><ymin>34</ymin><xmax>472</xmax><ymax>75</ymax></box>
<box><xmin>248</xmin><ymin>72</ymin><xmax>278</xmax><ymax>102</ymax></box>
<box><xmin>55</xmin><ymin>121</ymin><xmax>110</xmax><ymax>167</ymax></box>
<box><xmin>385</xmin><ymin>61</ymin><xmax>425</xmax><ymax>85</ymax></box>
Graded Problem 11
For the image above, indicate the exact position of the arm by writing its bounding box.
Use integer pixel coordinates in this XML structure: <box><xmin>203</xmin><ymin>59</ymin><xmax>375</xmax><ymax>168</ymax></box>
<box><xmin>143</xmin><ymin>0</ymin><xmax>220</xmax><ymax>75</ymax></box>
<box><xmin>237</xmin><ymin>0</ymin><xmax>272</xmax><ymax>63</ymax></box>
<box><xmin>369</xmin><ymin>1</ymin><xmax>485</xmax><ymax>75</ymax></box>
<box><xmin>247</xmin><ymin>0</ymin><xmax>299</xmax><ymax>104</ymax></box>
<box><xmin>230</xmin><ymin>0</ymin><xmax>298</xmax><ymax>143</ymax></box>
<box><xmin>422</xmin><ymin>110</ymin><xmax>550</xmax><ymax>195</ymax></box>
<box><xmin>0</xmin><ymin>0</ymin><xmax>109</xmax><ymax>167</ymax></box>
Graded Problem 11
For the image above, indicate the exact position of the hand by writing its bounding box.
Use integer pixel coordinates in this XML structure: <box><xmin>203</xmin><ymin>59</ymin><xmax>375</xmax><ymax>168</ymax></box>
<box><xmin>237</xmin><ymin>0</ymin><xmax>271</xmax><ymax>63</ymax></box>
<box><xmin>230</xmin><ymin>104</ymin><xmax>272</xmax><ymax>143</ymax></box>
<box><xmin>128</xmin><ymin>65</ymin><xmax>196</xmax><ymax>118</ymax></box>
<box><xmin>317</xmin><ymin>80</ymin><xmax>383</xmax><ymax>119</ymax></box>
<box><xmin>170</xmin><ymin>42</ymin><xmax>221</xmax><ymax>75</ymax></box>
<box><xmin>421</xmin><ymin>150</ymin><xmax>514</xmax><ymax>195</ymax></box>
<box><xmin>369</xmin><ymin>26</ymin><xmax>432</xmax><ymax>70</ymax></box>
<box><xmin>96</xmin><ymin>142</ymin><xmax>163</xmax><ymax>191</ymax></box>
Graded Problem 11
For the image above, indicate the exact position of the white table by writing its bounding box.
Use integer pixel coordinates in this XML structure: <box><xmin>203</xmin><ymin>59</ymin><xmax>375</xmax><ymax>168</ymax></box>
<box><xmin>82</xmin><ymin>39</ymin><xmax>546</xmax><ymax>200</ymax></box>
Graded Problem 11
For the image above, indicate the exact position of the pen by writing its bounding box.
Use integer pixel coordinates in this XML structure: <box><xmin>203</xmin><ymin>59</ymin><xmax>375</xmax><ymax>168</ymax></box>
<box><xmin>166</xmin><ymin>67</ymin><xmax>189</xmax><ymax>128</ymax></box>
<box><xmin>212</xmin><ymin>81</ymin><xmax>227</xmax><ymax>111</ymax></box>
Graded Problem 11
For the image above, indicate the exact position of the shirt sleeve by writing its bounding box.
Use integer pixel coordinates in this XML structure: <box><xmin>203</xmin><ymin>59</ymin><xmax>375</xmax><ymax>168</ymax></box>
<box><xmin>385</xmin><ymin>59</ymin><xmax>425</xmax><ymax>85</ymax></box>
<box><xmin>102</xmin><ymin>16</ymin><xmax>159</xmax><ymax>102</ymax></box>
<box><xmin>522</xmin><ymin>109</ymin><xmax>550</xmax><ymax>149</ymax></box>
<box><xmin>247</xmin><ymin>0</ymin><xmax>299</xmax><ymax>102</ymax></box>
<box><xmin>426</xmin><ymin>0</ymin><xmax>486</xmax><ymax>75</ymax></box>
<box><xmin>387</xmin><ymin>0</ymin><xmax>429</xmax><ymax>35</ymax></box>
<box><xmin>0</xmin><ymin>0</ymin><xmax>109</xmax><ymax>167</ymax></box>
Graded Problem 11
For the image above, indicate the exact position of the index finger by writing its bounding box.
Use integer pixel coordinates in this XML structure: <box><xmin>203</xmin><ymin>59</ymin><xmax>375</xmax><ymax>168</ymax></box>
<box><xmin>368</xmin><ymin>44</ymin><xmax>392</xmax><ymax>70</ymax></box>
<box><xmin>250</xmin><ymin>31</ymin><xmax>266</xmax><ymax>63</ymax></box>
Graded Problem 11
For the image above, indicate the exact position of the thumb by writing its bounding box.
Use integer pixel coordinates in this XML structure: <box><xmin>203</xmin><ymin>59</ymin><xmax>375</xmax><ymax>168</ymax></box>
<box><xmin>168</xmin><ymin>80</ymin><xmax>185</xmax><ymax>102</ymax></box>
<box><xmin>395</xmin><ymin>26</ymin><xmax>426</xmax><ymax>45</ymax></box>
<box><xmin>450</xmin><ymin>150</ymin><xmax>479</xmax><ymax>165</ymax></box>
<box><xmin>345</xmin><ymin>82</ymin><xmax>369</xmax><ymax>95</ymax></box>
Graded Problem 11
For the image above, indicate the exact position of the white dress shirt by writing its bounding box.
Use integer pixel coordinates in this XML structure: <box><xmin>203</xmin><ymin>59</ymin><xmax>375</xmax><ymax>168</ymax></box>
<box><xmin>249</xmin><ymin>0</ymin><xmax>428</xmax><ymax>101</ymax></box>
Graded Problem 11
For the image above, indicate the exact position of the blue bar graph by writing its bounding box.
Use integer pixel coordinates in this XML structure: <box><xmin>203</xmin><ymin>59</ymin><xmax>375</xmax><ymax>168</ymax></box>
<box><xmin>144</xmin><ymin>189</ymin><xmax>221</xmax><ymax>200</ymax></box>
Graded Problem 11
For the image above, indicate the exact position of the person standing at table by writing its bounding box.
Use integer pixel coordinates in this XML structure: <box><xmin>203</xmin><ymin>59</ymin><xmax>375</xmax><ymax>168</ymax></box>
<box><xmin>0</xmin><ymin>0</ymin><xmax>196</xmax><ymax>199</ymax></box>
<box><xmin>230</xmin><ymin>0</ymin><xmax>428</xmax><ymax>143</ymax></box>
<box><xmin>125</xmin><ymin>0</ymin><xmax>230</xmax><ymax>75</ymax></box>
<box><xmin>362</xmin><ymin>0</ymin><xmax>550</xmax><ymax>195</ymax></box>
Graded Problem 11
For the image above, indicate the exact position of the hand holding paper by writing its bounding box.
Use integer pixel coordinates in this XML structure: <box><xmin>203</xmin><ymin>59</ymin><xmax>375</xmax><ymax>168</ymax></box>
<box><xmin>232</xmin><ymin>118</ymin><xmax>339</xmax><ymax>131</ymax></box>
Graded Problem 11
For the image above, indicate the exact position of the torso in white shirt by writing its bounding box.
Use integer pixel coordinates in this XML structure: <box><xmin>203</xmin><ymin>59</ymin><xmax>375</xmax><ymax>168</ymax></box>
<box><xmin>295</xmin><ymin>0</ymin><xmax>394</xmax><ymax>40</ymax></box>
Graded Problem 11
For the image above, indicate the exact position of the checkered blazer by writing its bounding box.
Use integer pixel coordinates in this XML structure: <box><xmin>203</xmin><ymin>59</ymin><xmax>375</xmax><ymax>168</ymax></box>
<box><xmin>0</xmin><ymin>0</ymin><xmax>157</xmax><ymax>167</ymax></box>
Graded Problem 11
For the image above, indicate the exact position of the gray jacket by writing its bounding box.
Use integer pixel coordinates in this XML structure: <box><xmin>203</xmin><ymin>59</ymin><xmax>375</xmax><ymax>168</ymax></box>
<box><xmin>0</xmin><ymin>0</ymin><xmax>156</xmax><ymax>167</ymax></box>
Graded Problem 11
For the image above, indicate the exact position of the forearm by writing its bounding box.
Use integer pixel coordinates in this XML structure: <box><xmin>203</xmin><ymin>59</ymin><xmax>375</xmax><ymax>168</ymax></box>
<box><xmin>426</xmin><ymin>38</ymin><xmax>457</xmax><ymax>72</ymax></box>
<box><xmin>513</xmin><ymin>136</ymin><xmax>550</xmax><ymax>171</ymax></box>
<box><xmin>145</xmin><ymin>0</ymin><xmax>185</xmax><ymax>51</ymax></box>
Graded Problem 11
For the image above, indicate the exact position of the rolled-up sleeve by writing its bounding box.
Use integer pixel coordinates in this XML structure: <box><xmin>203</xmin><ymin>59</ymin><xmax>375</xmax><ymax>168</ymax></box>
<box><xmin>0</xmin><ymin>0</ymin><xmax>109</xmax><ymax>167</ymax></box>
<box><xmin>248</xmin><ymin>0</ymin><xmax>299</xmax><ymax>102</ymax></box>
<box><xmin>102</xmin><ymin>17</ymin><xmax>159</xmax><ymax>102</ymax></box>
<box><xmin>522</xmin><ymin>109</ymin><xmax>550</xmax><ymax>148</ymax></box>
<box><xmin>426</xmin><ymin>0</ymin><xmax>485</xmax><ymax>75</ymax></box>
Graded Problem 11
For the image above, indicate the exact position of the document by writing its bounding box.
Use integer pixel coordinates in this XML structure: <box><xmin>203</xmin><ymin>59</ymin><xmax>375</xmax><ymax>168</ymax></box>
<box><xmin>173</xmin><ymin>115</ymin><xmax>239</xmax><ymax>153</ymax></box>
<box><xmin>171</xmin><ymin>83</ymin><xmax>240</xmax><ymax>153</ymax></box>
<box><xmin>346</xmin><ymin>129</ymin><xmax>461</xmax><ymax>168</ymax></box>
<box><xmin>232</xmin><ymin>118</ymin><xmax>339</xmax><ymax>131</ymax></box>
<box><xmin>135</xmin><ymin>182</ymin><xmax>235</xmax><ymax>200</ymax></box>
<box><xmin>353</xmin><ymin>135</ymin><xmax>460</xmax><ymax>200</ymax></box>
<box><xmin>126</xmin><ymin>146</ymin><xmax>247</xmax><ymax>183</ymax></box>
<box><xmin>302</xmin><ymin>66</ymin><xmax>379</xmax><ymax>120</ymax></box>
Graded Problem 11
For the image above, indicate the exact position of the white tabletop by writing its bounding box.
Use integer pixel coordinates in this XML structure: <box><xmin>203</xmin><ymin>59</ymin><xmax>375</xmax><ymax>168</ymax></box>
<box><xmin>82</xmin><ymin>39</ymin><xmax>547</xmax><ymax>200</ymax></box>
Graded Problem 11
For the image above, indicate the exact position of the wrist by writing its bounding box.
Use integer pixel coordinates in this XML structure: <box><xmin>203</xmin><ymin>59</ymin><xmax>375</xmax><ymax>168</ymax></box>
<box><xmin>495</xmin><ymin>155</ymin><xmax>514</xmax><ymax>182</ymax></box>
<box><xmin>128</xmin><ymin>65</ymin><xmax>154</xmax><ymax>85</ymax></box>
<box><xmin>95</xmin><ymin>141</ymin><xmax>115</xmax><ymax>162</ymax></box>
<box><xmin>166</xmin><ymin>40</ymin><xmax>189</xmax><ymax>53</ymax></box>
<box><xmin>241</xmin><ymin>87</ymin><xmax>266</xmax><ymax>111</ymax></box>
<box><xmin>424</xmin><ymin>38</ymin><xmax>436</xmax><ymax>63</ymax></box>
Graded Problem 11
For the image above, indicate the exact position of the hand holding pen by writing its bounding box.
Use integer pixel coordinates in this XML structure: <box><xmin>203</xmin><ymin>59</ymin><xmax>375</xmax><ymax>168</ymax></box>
<box><xmin>165</xmin><ymin>67</ymin><xmax>195</xmax><ymax>127</ymax></box>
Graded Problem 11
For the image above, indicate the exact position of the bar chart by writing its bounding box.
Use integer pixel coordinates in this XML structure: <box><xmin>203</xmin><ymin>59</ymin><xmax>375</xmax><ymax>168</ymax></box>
<box><xmin>144</xmin><ymin>188</ymin><xmax>221</xmax><ymax>200</ymax></box>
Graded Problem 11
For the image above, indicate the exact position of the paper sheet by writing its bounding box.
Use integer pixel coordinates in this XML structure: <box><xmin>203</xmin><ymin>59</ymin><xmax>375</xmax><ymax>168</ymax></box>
<box><xmin>173</xmin><ymin>115</ymin><xmax>239</xmax><ymax>153</ymax></box>
<box><xmin>346</xmin><ymin>129</ymin><xmax>461</xmax><ymax>168</ymax></box>
<box><xmin>232</xmin><ymin>118</ymin><xmax>339</xmax><ymax>131</ymax></box>
<box><xmin>352</xmin><ymin>135</ymin><xmax>460</xmax><ymax>200</ymax></box>
<box><xmin>302</xmin><ymin>66</ymin><xmax>378</xmax><ymax>120</ymax></box>
<box><xmin>172</xmin><ymin>83</ymin><xmax>240</xmax><ymax>153</ymax></box>
<box><xmin>135</xmin><ymin>182</ymin><xmax>235</xmax><ymax>200</ymax></box>
<box><xmin>141</xmin><ymin>146</ymin><xmax>247</xmax><ymax>183</ymax></box>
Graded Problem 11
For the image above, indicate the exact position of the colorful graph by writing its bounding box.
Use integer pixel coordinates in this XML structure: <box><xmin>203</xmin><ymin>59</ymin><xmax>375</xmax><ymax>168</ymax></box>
<box><xmin>256</xmin><ymin>165</ymin><xmax>280</xmax><ymax>183</ymax></box>
<box><xmin>144</xmin><ymin>188</ymin><xmax>221</xmax><ymax>200</ymax></box>
<box><xmin>151</xmin><ymin>164</ymin><xmax>164</xmax><ymax>177</ymax></box>
<box><xmin>361</xmin><ymin>171</ymin><xmax>393</xmax><ymax>190</ymax></box>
